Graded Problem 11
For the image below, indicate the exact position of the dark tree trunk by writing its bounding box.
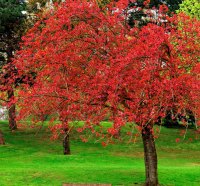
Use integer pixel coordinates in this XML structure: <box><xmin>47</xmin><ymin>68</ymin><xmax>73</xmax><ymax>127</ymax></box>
<box><xmin>61</xmin><ymin>119</ymin><xmax>70</xmax><ymax>155</ymax></box>
<box><xmin>59</xmin><ymin>113</ymin><xmax>71</xmax><ymax>155</ymax></box>
<box><xmin>142</xmin><ymin>125</ymin><xmax>158</xmax><ymax>186</ymax></box>
<box><xmin>7</xmin><ymin>88</ymin><xmax>17</xmax><ymax>130</ymax></box>
<box><xmin>4</xmin><ymin>36</ymin><xmax>18</xmax><ymax>131</ymax></box>
<box><xmin>0</xmin><ymin>130</ymin><xmax>5</xmax><ymax>145</ymax></box>
<box><xmin>63</xmin><ymin>129</ymin><xmax>70</xmax><ymax>155</ymax></box>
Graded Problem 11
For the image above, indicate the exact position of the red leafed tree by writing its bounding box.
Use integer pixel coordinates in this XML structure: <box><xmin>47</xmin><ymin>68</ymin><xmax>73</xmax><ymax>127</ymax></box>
<box><xmin>13</xmin><ymin>0</ymin><xmax>200</xmax><ymax>185</ymax></box>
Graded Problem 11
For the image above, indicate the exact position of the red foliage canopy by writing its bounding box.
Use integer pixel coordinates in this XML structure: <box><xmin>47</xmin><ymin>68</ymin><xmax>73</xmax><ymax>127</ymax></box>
<box><xmin>14</xmin><ymin>0</ymin><xmax>200</xmax><ymax>136</ymax></box>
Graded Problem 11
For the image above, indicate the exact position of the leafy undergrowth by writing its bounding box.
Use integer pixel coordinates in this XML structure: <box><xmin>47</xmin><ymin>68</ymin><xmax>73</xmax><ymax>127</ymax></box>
<box><xmin>0</xmin><ymin>121</ymin><xmax>200</xmax><ymax>186</ymax></box>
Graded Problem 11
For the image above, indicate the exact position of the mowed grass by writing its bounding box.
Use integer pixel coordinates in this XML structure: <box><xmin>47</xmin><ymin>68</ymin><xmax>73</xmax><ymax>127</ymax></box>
<box><xmin>1</xmin><ymin>121</ymin><xmax>200</xmax><ymax>186</ymax></box>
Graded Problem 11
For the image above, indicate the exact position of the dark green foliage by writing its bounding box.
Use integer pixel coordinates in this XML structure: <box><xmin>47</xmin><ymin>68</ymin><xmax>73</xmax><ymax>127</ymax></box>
<box><xmin>0</xmin><ymin>0</ymin><xmax>35</xmax><ymax>92</ymax></box>
<box><xmin>128</xmin><ymin>0</ymin><xmax>183</xmax><ymax>27</ymax></box>
<box><xmin>148</xmin><ymin>0</ymin><xmax>183</xmax><ymax>12</ymax></box>
<box><xmin>129</xmin><ymin>0</ymin><xmax>182</xmax><ymax>11</ymax></box>
<box><xmin>0</xmin><ymin>0</ymin><xmax>26</xmax><ymax>66</ymax></box>
<box><xmin>0</xmin><ymin>0</ymin><xmax>26</xmax><ymax>33</ymax></box>
<box><xmin>163</xmin><ymin>110</ymin><xmax>196</xmax><ymax>128</ymax></box>
<box><xmin>0</xmin><ymin>1</ymin><xmax>27</xmax><ymax>130</ymax></box>
<box><xmin>165</xmin><ymin>0</ymin><xmax>183</xmax><ymax>12</ymax></box>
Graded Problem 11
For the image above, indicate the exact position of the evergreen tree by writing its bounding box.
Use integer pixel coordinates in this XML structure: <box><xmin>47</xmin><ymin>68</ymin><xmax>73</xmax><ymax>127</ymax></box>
<box><xmin>0</xmin><ymin>0</ymin><xmax>26</xmax><ymax>130</ymax></box>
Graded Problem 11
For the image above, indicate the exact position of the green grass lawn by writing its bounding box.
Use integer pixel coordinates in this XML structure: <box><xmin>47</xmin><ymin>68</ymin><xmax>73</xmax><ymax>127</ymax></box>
<box><xmin>0</xmin><ymin>121</ymin><xmax>200</xmax><ymax>186</ymax></box>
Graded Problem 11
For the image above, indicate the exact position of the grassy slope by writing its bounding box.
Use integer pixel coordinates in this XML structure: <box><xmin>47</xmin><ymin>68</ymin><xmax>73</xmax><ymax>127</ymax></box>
<box><xmin>0</xmin><ymin>121</ymin><xmax>200</xmax><ymax>186</ymax></box>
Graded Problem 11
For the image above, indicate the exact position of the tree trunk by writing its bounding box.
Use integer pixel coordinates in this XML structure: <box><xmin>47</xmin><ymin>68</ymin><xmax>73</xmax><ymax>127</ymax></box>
<box><xmin>63</xmin><ymin>129</ymin><xmax>70</xmax><ymax>155</ymax></box>
<box><xmin>142</xmin><ymin>125</ymin><xmax>158</xmax><ymax>186</ymax></box>
<box><xmin>7</xmin><ymin>88</ymin><xmax>17</xmax><ymax>130</ymax></box>
<box><xmin>0</xmin><ymin>130</ymin><xmax>5</xmax><ymax>145</ymax></box>
<box><xmin>59</xmin><ymin>113</ymin><xmax>71</xmax><ymax>155</ymax></box>
<box><xmin>62</xmin><ymin>120</ymin><xmax>70</xmax><ymax>155</ymax></box>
